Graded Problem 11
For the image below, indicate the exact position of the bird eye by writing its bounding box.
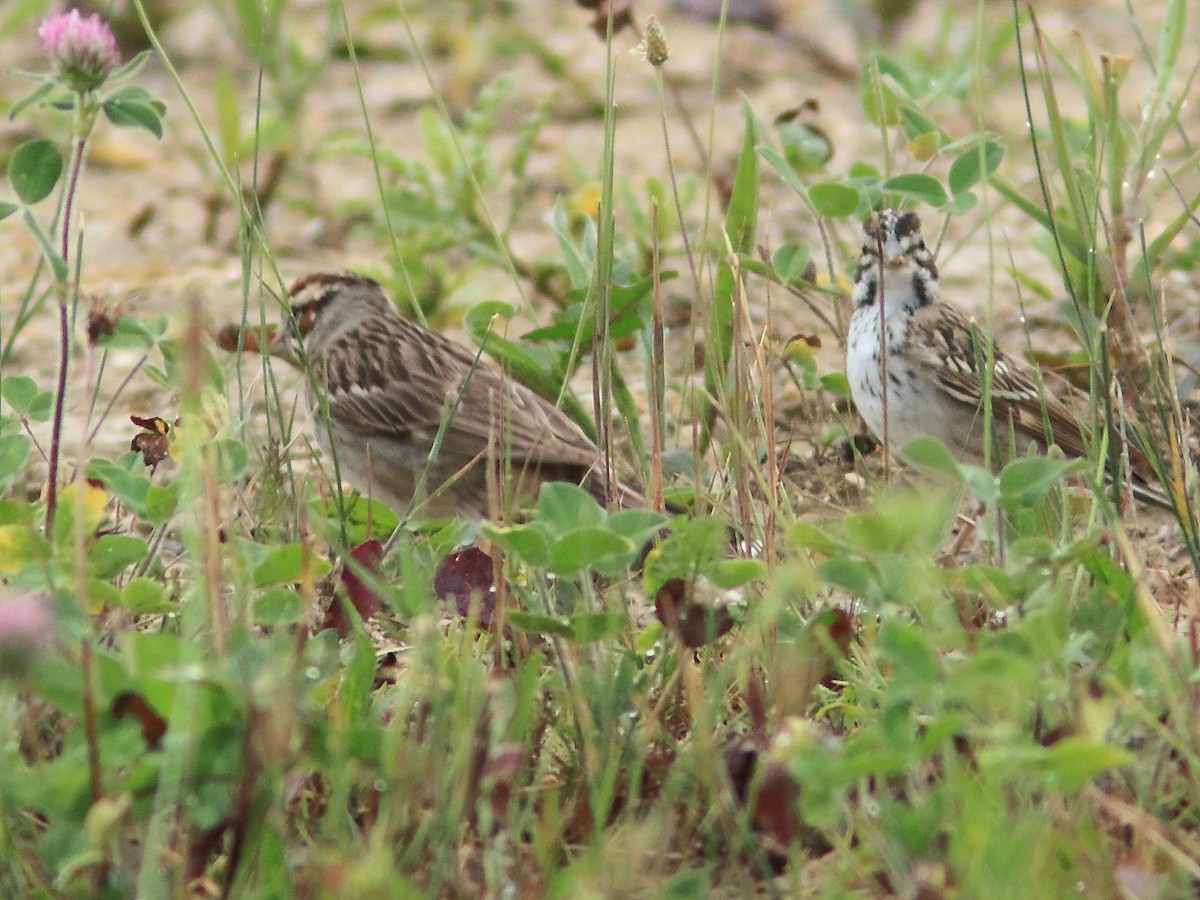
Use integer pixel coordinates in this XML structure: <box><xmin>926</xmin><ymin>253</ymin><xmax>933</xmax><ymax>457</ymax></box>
<box><xmin>297</xmin><ymin>305</ymin><xmax>316</xmax><ymax>336</ymax></box>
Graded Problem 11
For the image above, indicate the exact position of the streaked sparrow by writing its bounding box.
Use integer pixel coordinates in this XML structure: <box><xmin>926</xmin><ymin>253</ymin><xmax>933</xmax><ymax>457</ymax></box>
<box><xmin>265</xmin><ymin>272</ymin><xmax>647</xmax><ymax>519</ymax></box>
<box><xmin>845</xmin><ymin>208</ymin><xmax>1164</xmax><ymax>505</ymax></box>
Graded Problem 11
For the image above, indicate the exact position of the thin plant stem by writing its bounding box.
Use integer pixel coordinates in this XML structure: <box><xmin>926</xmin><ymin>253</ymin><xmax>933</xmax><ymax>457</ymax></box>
<box><xmin>874</xmin><ymin>222</ymin><xmax>890</xmax><ymax>485</ymax></box>
<box><xmin>649</xmin><ymin>200</ymin><xmax>666</xmax><ymax>513</ymax></box>
<box><xmin>653</xmin><ymin>72</ymin><xmax>700</xmax><ymax>294</ymax></box>
<box><xmin>592</xmin><ymin>1</ymin><xmax>619</xmax><ymax>508</ymax></box>
<box><xmin>85</xmin><ymin>355</ymin><xmax>147</xmax><ymax>445</ymax></box>
<box><xmin>45</xmin><ymin>110</ymin><xmax>90</xmax><ymax>536</ymax></box>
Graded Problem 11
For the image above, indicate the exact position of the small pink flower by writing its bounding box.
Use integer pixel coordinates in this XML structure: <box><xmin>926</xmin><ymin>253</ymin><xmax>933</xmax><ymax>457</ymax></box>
<box><xmin>0</xmin><ymin>592</ymin><xmax>54</xmax><ymax>678</ymax></box>
<box><xmin>38</xmin><ymin>10</ymin><xmax>119</xmax><ymax>93</ymax></box>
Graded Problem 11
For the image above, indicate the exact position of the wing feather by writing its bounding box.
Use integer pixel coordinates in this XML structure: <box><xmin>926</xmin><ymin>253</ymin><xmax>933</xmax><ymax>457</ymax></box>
<box><xmin>318</xmin><ymin>314</ymin><xmax>600</xmax><ymax>471</ymax></box>
<box><xmin>908</xmin><ymin>304</ymin><xmax>1092</xmax><ymax>458</ymax></box>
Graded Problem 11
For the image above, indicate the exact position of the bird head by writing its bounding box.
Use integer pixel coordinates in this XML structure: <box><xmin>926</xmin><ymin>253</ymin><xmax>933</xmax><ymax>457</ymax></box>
<box><xmin>851</xmin><ymin>208</ymin><xmax>940</xmax><ymax>310</ymax></box>
<box><xmin>268</xmin><ymin>271</ymin><xmax>391</xmax><ymax>364</ymax></box>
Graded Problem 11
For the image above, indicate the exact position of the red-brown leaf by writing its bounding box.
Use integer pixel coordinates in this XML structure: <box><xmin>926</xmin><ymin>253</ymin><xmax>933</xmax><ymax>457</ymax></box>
<box><xmin>129</xmin><ymin>415</ymin><xmax>172</xmax><ymax>466</ymax></box>
<box><xmin>336</xmin><ymin>542</ymin><xmax>386</xmax><ymax>633</ymax></box>
<box><xmin>654</xmin><ymin>579</ymin><xmax>735</xmax><ymax>648</ymax></box>
<box><xmin>111</xmin><ymin>691</ymin><xmax>168</xmax><ymax>749</ymax></box>
<box><xmin>434</xmin><ymin>548</ymin><xmax>497</xmax><ymax>628</ymax></box>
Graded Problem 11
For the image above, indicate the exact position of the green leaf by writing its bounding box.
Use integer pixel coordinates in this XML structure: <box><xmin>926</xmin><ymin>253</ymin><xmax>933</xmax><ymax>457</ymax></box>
<box><xmin>906</xmin><ymin>132</ymin><xmax>941</xmax><ymax>161</ymax></box>
<box><xmin>86</xmin><ymin>578</ymin><xmax>120</xmax><ymax>611</ymax></box>
<box><xmin>849</xmin><ymin>161</ymin><xmax>881</xmax><ymax>179</ymax></box>
<box><xmin>883</xmin><ymin>173</ymin><xmax>947</xmax><ymax>208</ymax></box>
<box><xmin>606</xmin><ymin>508</ymin><xmax>669</xmax><ymax>544</ymax></box>
<box><xmin>144</xmin><ymin>483</ymin><xmax>178</xmax><ymax>525</ymax></box>
<box><xmin>212</xmin><ymin>439</ymin><xmax>249</xmax><ymax>482</ymax></box>
<box><xmin>634</xmin><ymin>620</ymin><xmax>664</xmax><ymax>653</ymax></box>
<box><xmin>642</xmin><ymin>516</ymin><xmax>733</xmax><ymax>595</ymax></box>
<box><xmin>1040</xmin><ymin>738</ymin><xmax>1133</xmax><ymax>792</ymax></box>
<box><xmin>820</xmin><ymin>372</ymin><xmax>850</xmax><ymax>396</ymax></box>
<box><xmin>776</xmin><ymin>118</ymin><xmax>833</xmax><ymax>174</ymax></box>
<box><xmin>702</xmin><ymin>99</ymin><xmax>760</xmax><ymax>449</ymax></box>
<box><xmin>464</xmin><ymin>300</ymin><xmax>516</xmax><ymax>338</ymax></box>
<box><xmin>537</xmin><ymin>482</ymin><xmax>605</xmax><ymax>534</ymax></box>
<box><xmin>88</xmin><ymin>535</ymin><xmax>148</xmax><ymax>579</ymax></box>
<box><xmin>999</xmin><ymin>456</ymin><xmax>1083</xmax><ymax>506</ymax></box>
<box><xmin>659</xmin><ymin>870</ymin><xmax>712</xmax><ymax>899</ymax></box>
<box><xmin>569</xmin><ymin>612</ymin><xmax>627</xmax><ymax>644</ymax></box>
<box><xmin>710</xmin><ymin>558</ymin><xmax>766</xmax><ymax>589</ymax></box>
<box><xmin>788</xmin><ymin>519</ymin><xmax>840</xmax><ymax>555</ymax></box>
<box><xmin>944</xmin><ymin>191</ymin><xmax>978</xmax><ymax>215</ymax></box>
<box><xmin>899</xmin><ymin>106</ymin><xmax>945</xmax><ymax>143</ymax></box>
<box><xmin>119</xmin><ymin>577</ymin><xmax>173</xmax><ymax>613</ymax></box>
<box><xmin>92</xmin><ymin>314</ymin><xmax>169</xmax><ymax>352</ymax></box>
<box><xmin>214</xmin><ymin>68</ymin><xmax>241</xmax><ymax>166</ymax></box>
<box><xmin>0</xmin><ymin>201</ymin><xmax>17</xmax><ymax>222</ymax></box>
<box><xmin>550</xmin><ymin>199</ymin><xmax>594</xmax><ymax>289</ymax></box>
<box><xmin>107</xmin><ymin>49</ymin><xmax>153</xmax><ymax>83</ymax></box>
<box><xmin>507</xmin><ymin>612</ymin><xmax>574</xmax><ymax>639</ymax></box>
<box><xmin>958</xmin><ymin>463</ymin><xmax>1000</xmax><ymax>504</ymax></box>
<box><xmin>8</xmin><ymin>80</ymin><xmax>56</xmax><ymax>121</ymax></box>
<box><xmin>817</xmin><ymin>557</ymin><xmax>875</xmax><ymax>595</ymax></box>
<box><xmin>254</xmin><ymin>587</ymin><xmax>304</xmax><ymax>625</ymax></box>
<box><xmin>418</xmin><ymin>108</ymin><xmax>457</xmax><ymax>181</ymax></box>
<box><xmin>0</xmin><ymin>499</ymin><xmax>32</xmax><ymax>526</ymax></box>
<box><xmin>726</xmin><ymin>102</ymin><xmax>761</xmax><ymax>253</ymax></box>
<box><xmin>101</xmin><ymin>87</ymin><xmax>165</xmax><ymax>139</ymax></box>
<box><xmin>548</xmin><ymin>527</ymin><xmax>634</xmax><ymax>576</ymax></box>
<box><xmin>524</xmin><ymin>275</ymin><xmax>659</xmax><ymax>344</ymax></box>
<box><xmin>340</xmin><ymin>627</ymin><xmax>378</xmax><ymax>722</ymax></box>
<box><xmin>809</xmin><ymin>181</ymin><xmax>860</xmax><ymax>217</ymax></box>
<box><xmin>254</xmin><ymin>545</ymin><xmax>304</xmax><ymax>586</ymax></box>
<box><xmin>86</xmin><ymin>457</ymin><xmax>151</xmax><ymax>517</ymax></box>
<box><xmin>757</xmin><ymin>143</ymin><xmax>811</xmax><ymax>205</ymax></box>
<box><xmin>862</xmin><ymin>58</ymin><xmax>901</xmax><ymax>126</ymax></box>
<box><xmin>1149</xmin><ymin>0</ymin><xmax>1185</xmax><ymax>125</ymax></box>
<box><xmin>948</xmin><ymin>142</ymin><xmax>1004</xmax><ymax>197</ymax></box>
<box><xmin>21</xmin><ymin>209</ymin><xmax>67</xmax><ymax>280</ymax></box>
<box><xmin>481</xmin><ymin>522</ymin><xmax>550</xmax><ymax>567</ymax></box>
<box><xmin>877</xmin><ymin>619</ymin><xmax>940</xmax><ymax>688</ymax></box>
<box><xmin>9</xmin><ymin>138</ymin><xmax>62</xmax><ymax>204</ymax></box>
<box><xmin>899</xmin><ymin>436</ymin><xmax>961</xmax><ymax>477</ymax></box>
<box><xmin>0</xmin><ymin>434</ymin><xmax>33</xmax><ymax>492</ymax></box>
<box><xmin>2</xmin><ymin>375</ymin><xmax>53</xmax><ymax>421</ymax></box>
<box><xmin>772</xmin><ymin>242</ymin><xmax>811</xmax><ymax>284</ymax></box>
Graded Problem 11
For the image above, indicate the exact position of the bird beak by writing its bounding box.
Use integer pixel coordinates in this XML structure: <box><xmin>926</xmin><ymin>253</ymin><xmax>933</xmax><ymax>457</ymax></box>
<box><xmin>881</xmin><ymin>237</ymin><xmax>908</xmax><ymax>268</ymax></box>
<box><xmin>265</xmin><ymin>323</ymin><xmax>298</xmax><ymax>363</ymax></box>
<box><xmin>215</xmin><ymin>322</ymin><xmax>283</xmax><ymax>357</ymax></box>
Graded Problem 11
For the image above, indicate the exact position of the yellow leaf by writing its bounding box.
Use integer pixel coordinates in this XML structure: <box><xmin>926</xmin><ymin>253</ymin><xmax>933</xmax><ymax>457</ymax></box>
<box><xmin>907</xmin><ymin>132</ymin><xmax>941</xmax><ymax>162</ymax></box>
<box><xmin>784</xmin><ymin>333</ymin><xmax>823</xmax><ymax>362</ymax></box>
<box><xmin>54</xmin><ymin>481</ymin><xmax>108</xmax><ymax>546</ymax></box>
<box><xmin>570</xmin><ymin>184</ymin><xmax>602</xmax><ymax>220</ymax></box>
<box><xmin>0</xmin><ymin>524</ymin><xmax>47</xmax><ymax>575</ymax></box>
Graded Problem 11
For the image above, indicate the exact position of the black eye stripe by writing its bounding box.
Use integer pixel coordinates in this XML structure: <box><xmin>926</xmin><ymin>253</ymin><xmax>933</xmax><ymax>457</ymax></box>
<box><xmin>861</xmin><ymin>209</ymin><xmax>927</xmax><ymax>256</ymax></box>
<box><xmin>289</xmin><ymin>289</ymin><xmax>339</xmax><ymax>336</ymax></box>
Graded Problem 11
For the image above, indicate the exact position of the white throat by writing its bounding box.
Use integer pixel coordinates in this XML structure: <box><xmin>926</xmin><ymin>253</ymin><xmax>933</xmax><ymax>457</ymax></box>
<box><xmin>877</xmin><ymin>265</ymin><xmax>924</xmax><ymax>316</ymax></box>
<box><xmin>854</xmin><ymin>257</ymin><xmax>939</xmax><ymax>320</ymax></box>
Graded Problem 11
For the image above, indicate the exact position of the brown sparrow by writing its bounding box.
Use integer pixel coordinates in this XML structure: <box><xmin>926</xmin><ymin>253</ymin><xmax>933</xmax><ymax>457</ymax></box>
<box><xmin>266</xmin><ymin>272</ymin><xmax>647</xmax><ymax>519</ymax></box>
<box><xmin>845</xmin><ymin>209</ymin><xmax>1165</xmax><ymax>505</ymax></box>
